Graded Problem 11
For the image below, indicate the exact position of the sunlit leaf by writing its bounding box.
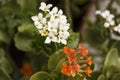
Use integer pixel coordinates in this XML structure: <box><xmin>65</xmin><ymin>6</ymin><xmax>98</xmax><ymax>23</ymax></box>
<box><xmin>30</xmin><ymin>71</ymin><xmax>54</xmax><ymax>80</ymax></box>
<box><xmin>103</xmin><ymin>48</ymin><xmax>119</xmax><ymax>74</ymax></box>
<box><xmin>48</xmin><ymin>49</ymin><xmax>65</xmax><ymax>71</ymax></box>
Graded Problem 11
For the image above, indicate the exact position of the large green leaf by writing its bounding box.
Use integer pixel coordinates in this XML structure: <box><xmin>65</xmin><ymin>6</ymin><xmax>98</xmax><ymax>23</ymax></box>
<box><xmin>0</xmin><ymin>58</ymin><xmax>13</xmax><ymax>74</ymax></box>
<box><xmin>14</xmin><ymin>33</ymin><xmax>35</xmax><ymax>52</ymax></box>
<box><xmin>67</xmin><ymin>31</ymin><xmax>80</xmax><ymax>48</ymax></box>
<box><xmin>0</xmin><ymin>30</ymin><xmax>10</xmax><ymax>44</ymax></box>
<box><xmin>16</xmin><ymin>0</ymin><xmax>37</xmax><ymax>13</ymax></box>
<box><xmin>97</xmin><ymin>74</ymin><xmax>106</xmax><ymax>80</ymax></box>
<box><xmin>111</xmin><ymin>72</ymin><xmax>120</xmax><ymax>80</ymax></box>
<box><xmin>30</xmin><ymin>71</ymin><xmax>54</xmax><ymax>80</ymax></box>
<box><xmin>14</xmin><ymin>23</ymin><xmax>36</xmax><ymax>52</ymax></box>
<box><xmin>0</xmin><ymin>67</ymin><xmax>12</xmax><ymax>80</ymax></box>
<box><xmin>48</xmin><ymin>49</ymin><xmax>65</xmax><ymax>71</ymax></box>
<box><xmin>0</xmin><ymin>49</ymin><xmax>13</xmax><ymax>74</ymax></box>
<box><xmin>0</xmin><ymin>48</ymin><xmax>5</xmax><ymax>61</ymax></box>
<box><xmin>18</xmin><ymin>23</ymin><xmax>37</xmax><ymax>36</ymax></box>
<box><xmin>103</xmin><ymin>48</ymin><xmax>119</xmax><ymax>74</ymax></box>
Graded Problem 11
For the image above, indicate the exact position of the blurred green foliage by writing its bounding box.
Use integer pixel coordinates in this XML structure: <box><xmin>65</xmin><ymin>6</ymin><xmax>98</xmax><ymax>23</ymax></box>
<box><xmin>0</xmin><ymin>0</ymin><xmax>120</xmax><ymax>80</ymax></box>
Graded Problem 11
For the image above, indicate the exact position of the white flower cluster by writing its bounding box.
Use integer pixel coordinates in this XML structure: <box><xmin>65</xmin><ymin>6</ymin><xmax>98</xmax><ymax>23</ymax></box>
<box><xmin>96</xmin><ymin>10</ymin><xmax>115</xmax><ymax>28</ymax></box>
<box><xmin>114</xmin><ymin>24</ymin><xmax>120</xmax><ymax>33</ymax></box>
<box><xmin>96</xmin><ymin>10</ymin><xmax>120</xmax><ymax>34</ymax></box>
<box><xmin>31</xmin><ymin>2</ymin><xmax>70</xmax><ymax>45</ymax></box>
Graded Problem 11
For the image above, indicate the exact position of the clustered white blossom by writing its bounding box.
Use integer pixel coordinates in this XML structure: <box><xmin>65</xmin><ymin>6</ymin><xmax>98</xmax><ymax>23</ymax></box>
<box><xmin>96</xmin><ymin>10</ymin><xmax>120</xmax><ymax>34</ymax></box>
<box><xmin>31</xmin><ymin>2</ymin><xmax>70</xmax><ymax>45</ymax></box>
<box><xmin>114</xmin><ymin>24</ymin><xmax>120</xmax><ymax>33</ymax></box>
<box><xmin>96</xmin><ymin>10</ymin><xmax>115</xmax><ymax>28</ymax></box>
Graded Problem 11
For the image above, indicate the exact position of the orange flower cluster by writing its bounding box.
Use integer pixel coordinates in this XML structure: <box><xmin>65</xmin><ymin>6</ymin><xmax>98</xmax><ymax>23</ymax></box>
<box><xmin>20</xmin><ymin>63</ymin><xmax>33</xmax><ymax>77</ymax></box>
<box><xmin>61</xmin><ymin>44</ymin><xmax>93</xmax><ymax>77</ymax></box>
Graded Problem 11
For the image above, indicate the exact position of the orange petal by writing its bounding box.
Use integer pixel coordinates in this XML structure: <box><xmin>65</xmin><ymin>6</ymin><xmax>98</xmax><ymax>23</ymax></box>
<box><xmin>68</xmin><ymin>48</ymin><xmax>75</xmax><ymax>56</ymax></box>
<box><xmin>87</xmin><ymin>56</ymin><xmax>93</xmax><ymax>65</ymax></box>
<box><xmin>85</xmin><ymin>67</ymin><xmax>92</xmax><ymax>77</ymax></box>
<box><xmin>64</xmin><ymin>46</ymin><xmax>69</xmax><ymax>54</ymax></box>
<box><xmin>81</xmin><ymin>49</ymin><xmax>88</xmax><ymax>56</ymax></box>
<box><xmin>78</xmin><ymin>44</ymin><xmax>84</xmax><ymax>50</ymax></box>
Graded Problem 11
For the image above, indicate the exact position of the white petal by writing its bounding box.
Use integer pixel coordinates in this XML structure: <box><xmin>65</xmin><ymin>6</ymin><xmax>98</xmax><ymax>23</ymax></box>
<box><xmin>39</xmin><ymin>2</ymin><xmax>46</xmax><ymax>10</ymax></box>
<box><xmin>36</xmin><ymin>24</ymin><xmax>42</xmax><ymax>29</ymax></box>
<box><xmin>38</xmin><ymin>13</ymin><xmax>43</xmax><ymax>18</ymax></box>
<box><xmin>61</xmin><ymin>39</ymin><xmax>67</xmax><ymax>45</ymax></box>
<box><xmin>114</xmin><ymin>27</ymin><xmax>118</xmax><ymax>32</ymax></box>
<box><xmin>45</xmin><ymin>37</ymin><xmax>51</xmax><ymax>43</ymax></box>
<box><xmin>96</xmin><ymin>10</ymin><xmax>101</xmax><ymax>14</ymax></box>
<box><xmin>51</xmin><ymin>7</ymin><xmax>58</xmax><ymax>14</ymax></box>
<box><xmin>109</xmin><ymin>20</ymin><xmax>115</xmax><ymax>25</ymax></box>
<box><xmin>47</xmin><ymin>4</ymin><xmax>52</xmax><ymax>8</ymax></box>
<box><xmin>104</xmin><ymin>22</ymin><xmax>110</xmax><ymax>28</ymax></box>
<box><xmin>52</xmin><ymin>37</ymin><xmax>58</xmax><ymax>42</ymax></box>
<box><xmin>104</xmin><ymin>10</ymin><xmax>110</xmax><ymax>15</ymax></box>
<box><xmin>58</xmin><ymin>9</ymin><xmax>63</xmax><ymax>15</ymax></box>
<box><xmin>31</xmin><ymin>16</ymin><xmax>38</xmax><ymax>21</ymax></box>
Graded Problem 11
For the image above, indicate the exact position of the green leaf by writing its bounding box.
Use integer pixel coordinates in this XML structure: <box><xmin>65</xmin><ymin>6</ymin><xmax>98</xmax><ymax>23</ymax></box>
<box><xmin>54</xmin><ymin>59</ymin><xmax>65</xmax><ymax>76</ymax></box>
<box><xmin>16</xmin><ymin>0</ymin><xmax>37</xmax><ymax>14</ymax></box>
<box><xmin>0</xmin><ymin>30</ymin><xmax>10</xmax><ymax>44</ymax></box>
<box><xmin>0</xmin><ymin>58</ymin><xmax>13</xmax><ymax>74</ymax></box>
<box><xmin>97</xmin><ymin>74</ymin><xmax>106</xmax><ymax>80</ymax></box>
<box><xmin>103</xmin><ymin>48</ymin><xmax>119</xmax><ymax>74</ymax></box>
<box><xmin>0</xmin><ymin>67</ymin><xmax>12</xmax><ymax>80</ymax></box>
<box><xmin>31</xmin><ymin>53</ymin><xmax>48</xmax><ymax>72</ymax></box>
<box><xmin>111</xmin><ymin>72</ymin><xmax>120</xmax><ymax>80</ymax></box>
<box><xmin>30</xmin><ymin>71</ymin><xmax>54</xmax><ymax>80</ymax></box>
<box><xmin>0</xmin><ymin>48</ymin><xmax>5</xmax><ymax>61</ymax></box>
<box><xmin>14</xmin><ymin>33</ymin><xmax>35</xmax><ymax>52</ymax></box>
<box><xmin>14</xmin><ymin>23</ymin><xmax>36</xmax><ymax>52</ymax></box>
<box><xmin>106</xmin><ymin>66</ymin><xmax>119</xmax><ymax>79</ymax></box>
<box><xmin>0</xmin><ymin>49</ymin><xmax>13</xmax><ymax>74</ymax></box>
<box><xmin>48</xmin><ymin>49</ymin><xmax>65</xmax><ymax>71</ymax></box>
<box><xmin>67</xmin><ymin>31</ymin><xmax>80</xmax><ymax>48</ymax></box>
<box><xmin>18</xmin><ymin>23</ymin><xmax>37</xmax><ymax>36</ymax></box>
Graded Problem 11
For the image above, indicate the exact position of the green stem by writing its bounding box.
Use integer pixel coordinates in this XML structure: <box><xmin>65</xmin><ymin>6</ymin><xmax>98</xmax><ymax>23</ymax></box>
<box><xmin>64</xmin><ymin>0</ymin><xmax>73</xmax><ymax>28</ymax></box>
<box><xmin>95</xmin><ymin>0</ymin><xmax>100</xmax><ymax>10</ymax></box>
<box><xmin>107</xmin><ymin>0</ymin><xmax>114</xmax><ymax>10</ymax></box>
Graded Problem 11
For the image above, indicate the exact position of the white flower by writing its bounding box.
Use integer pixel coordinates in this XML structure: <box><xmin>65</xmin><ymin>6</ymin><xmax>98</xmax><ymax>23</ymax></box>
<box><xmin>49</xmin><ymin>7</ymin><xmax>58</xmax><ymax>15</ymax></box>
<box><xmin>114</xmin><ymin>25</ymin><xmax>120</xmax><ymax>33</ymax></box>
<box><xmin>104</xmin><ymin>22</ymin><xmax>110</xmax><ymax>28</ymax></box>
<box><xmin>31</xmin><ymin>2</ymin><xmax>70</xmax><ymax>45</ymax></box>
<box><xmin>48</xmin><ymin>22</ymin><xmax>57</xmax><ymax>32</ymax></box>
<box><xmin>96</xmin><ymin>10</ymin><xmax>101</xmax><ymax>15</ymax></box>
<box><xmin>96</xmin><ymin>10</ymin><xmax>115</xmax><ymax>28</ymax></box>
<box><xmin>31</xmin><ymin>13</ymin><xmax>45</xmax><ymax>29</ymax></box>
<box><xmin>109</xmin><ymin>20</ymin><xmax>115</xmax><ymax>25</ymax></box>
<box><xmin>38</xmin><ymin>30</ymin><xmax>48</xmax><ymax>36</ymax></box>
<box><xmin>39</xmin><ymin>2</ymin><xmax>52</xmax><ymax>12</ymax></box>
<box><xmin>58</xmin><ymin>34</ymin><xmax>67</xmax><ymax>45</ymax></box>
<box><xmin>59</xmin><ymin>24</ymin><xmax>70</xmax><ymax>37</ymax></box>
<box><xmin>45</xmin><ymin>32</ymin><xmax>58</xmax><ymax>43</ymax></box>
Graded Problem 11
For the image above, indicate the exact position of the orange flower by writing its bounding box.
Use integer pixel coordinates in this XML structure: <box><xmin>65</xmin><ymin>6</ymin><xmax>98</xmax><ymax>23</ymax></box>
<box><xmin>81</xmin><ymin>49</ymin><xmax>88</xmax><ymax>56</ymax></box>
<box><xmin>64</xmin><ymin>46</ymin><xmax>75</xmax><ymax>56</ymax></box>
<box><xmin>61</xmin><ymin>64</ymin><xmax>71</xmax><ymax>76</ymax></box>
<box><xmin>71</xmin><ymin>64</ymin><xmax>80</xmax><ymax>77</ymax></box>
<box><xmin>78</xmin><ymin>44</ymin><xmax>84</xmax><ymax>50</ymax></box>
<box><xmin>85</xmin><ymin>67</ymin><xmax>92</xmax><ymax>77</ymax></box>
<box><xmin>68</xmin><ymin>56</ymin><xmax>76</xmax><ymax>64</ymax></box>
<box><xmin>20</xmin><ymin>63</ymin><xmax>33</xmax><ymax>77</ymax></box>
<box><xmin>86</xmin><ymin>56</ymin><xmax>92</xmax><ymax>65</ymax></box>
<box><xmin>64</xmin><ymin>46</ymin><xmax>69</xmax><ymax>54</ymax></box>
<box><xmin>68</xmin><ymin>48</ymin><xmax>75</xmax><ymax>56</ymax></box>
